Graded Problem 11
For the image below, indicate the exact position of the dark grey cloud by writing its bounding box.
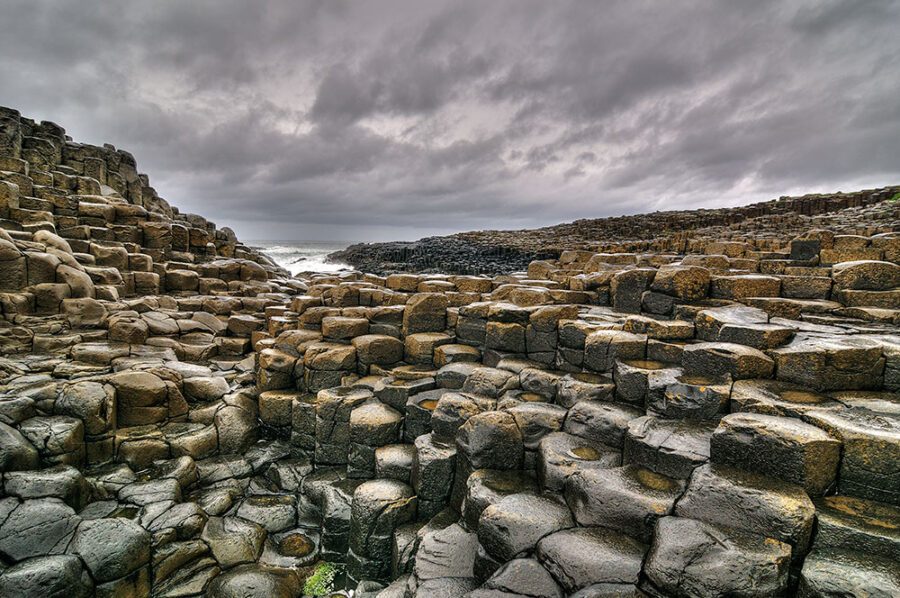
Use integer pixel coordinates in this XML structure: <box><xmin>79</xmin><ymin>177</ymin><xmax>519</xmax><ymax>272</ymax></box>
<box><xmin>1</xmin><ymin>0</ymin><xmax>898</xmax><ymax>241</ymax></box>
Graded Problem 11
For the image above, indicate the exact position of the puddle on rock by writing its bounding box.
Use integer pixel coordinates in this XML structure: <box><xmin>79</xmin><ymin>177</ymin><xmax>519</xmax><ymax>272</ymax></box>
<box><xmin>280</xmin><ymin>533</ymin><xmax>315</xmax><ymax>557</ymax></box>
<box><xmin>569</xmin><ymin>446</ymin><xmax>601</xmax><ymax>460</ymax></box>
<box><xmin>636</xmin><ymin>468</ymin><xmax>680</xmax><ymax>492</ymax></box>
<box><xmin>625</xmin><ymin>360</ymin><xmax>668</xmax><ymax>370</ymax></box>
<box><xmin>780</xmin><ymin>390</ymin><xmax>827</xmax><ymax>403</ymax></box>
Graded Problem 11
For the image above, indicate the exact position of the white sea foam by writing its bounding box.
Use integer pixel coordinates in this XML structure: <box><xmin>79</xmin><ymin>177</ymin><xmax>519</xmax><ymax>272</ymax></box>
<box><xmin>249</xmin><ymin>240</ymin><xmax>352</xmax><ymax>275</ymax></box>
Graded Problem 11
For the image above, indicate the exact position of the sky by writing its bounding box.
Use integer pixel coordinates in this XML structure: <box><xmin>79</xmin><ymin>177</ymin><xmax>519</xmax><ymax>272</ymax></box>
<box><xmin>1</xmin><ymin>0</ymin><xmax>898</xmax><ymax>242</ymax></box>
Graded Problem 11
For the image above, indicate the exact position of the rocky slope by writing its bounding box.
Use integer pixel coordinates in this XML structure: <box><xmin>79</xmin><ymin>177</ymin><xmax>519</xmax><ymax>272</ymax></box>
<box><xmin>329</xmin><ymin>186</ymin><xmax>900</xmax><ymax>274</ymax></box>
<box><xmin>0</xmin><ymin>106</ymin><xmax>898</xmax><ymax>598</ymax></box>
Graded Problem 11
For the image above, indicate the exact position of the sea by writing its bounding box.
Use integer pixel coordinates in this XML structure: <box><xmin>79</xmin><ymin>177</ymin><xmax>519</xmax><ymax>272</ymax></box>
<box><xmin>248</xmin><ymin>240</ymin><xmax>352</xmax><ymax>276</ymax></box>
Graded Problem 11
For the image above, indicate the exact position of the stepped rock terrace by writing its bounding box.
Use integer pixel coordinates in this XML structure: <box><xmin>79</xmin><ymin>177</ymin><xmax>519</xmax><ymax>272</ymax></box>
<box><xmin>0</xmin><ymin>107</ymin><xmax>898</xmax><ymax>597</ymax></box>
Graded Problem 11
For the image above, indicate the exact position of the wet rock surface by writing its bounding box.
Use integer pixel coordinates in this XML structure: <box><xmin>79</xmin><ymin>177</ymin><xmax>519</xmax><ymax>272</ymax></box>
<box><xmin>0</xmin><ymin>107</ymin><xmax>898</xmax><ymax>597</ymax></box>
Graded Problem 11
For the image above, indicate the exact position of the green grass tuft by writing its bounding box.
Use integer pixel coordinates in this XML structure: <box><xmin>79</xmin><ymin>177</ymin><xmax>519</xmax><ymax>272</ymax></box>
<box><xmin>888</xmin><ymin>192</ymin><xmax>900</xmax><ymax>202</ymax></box>
<box><xmin>302</xmin><ymin>561</ymin><xmax>343</xmax><ymax>595</ymax></box>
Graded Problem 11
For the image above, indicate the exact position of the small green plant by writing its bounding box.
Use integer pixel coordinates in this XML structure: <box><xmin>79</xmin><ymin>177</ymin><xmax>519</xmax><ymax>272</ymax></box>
<box><xmin>303</xmin><ymin>561</ymin><xmax>342</xmax><ymax>595</ymax></box>
<box><xmin>888</xmin><ymin>192</ymin><xmax>900</xmax><ymax>202</ymax></box>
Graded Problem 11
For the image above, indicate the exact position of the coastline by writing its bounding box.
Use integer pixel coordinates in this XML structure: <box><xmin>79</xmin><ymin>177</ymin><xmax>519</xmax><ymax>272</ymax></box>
<box><xmin>249</xmin><ymin>240</ymin><xmax>352</xmax><ymax>275</ymax></box>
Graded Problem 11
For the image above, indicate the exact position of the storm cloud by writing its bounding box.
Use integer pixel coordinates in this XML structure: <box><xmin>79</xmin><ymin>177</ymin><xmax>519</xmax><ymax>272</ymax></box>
<box><xmin>1</xmin><ymin>0</ymin><xmax>898</xmax><ymax>240</ymax></box>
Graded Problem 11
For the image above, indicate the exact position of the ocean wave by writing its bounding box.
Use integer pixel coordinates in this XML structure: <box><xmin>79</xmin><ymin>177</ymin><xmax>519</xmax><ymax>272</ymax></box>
<box><xmin>251</xmin><ymin>241</ymin><xmax>352</xmax><ymax>275</ymax></box>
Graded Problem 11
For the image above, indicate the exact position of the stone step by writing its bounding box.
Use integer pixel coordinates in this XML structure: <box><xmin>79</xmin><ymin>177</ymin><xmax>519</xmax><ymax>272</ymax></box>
<box><xmin>468</xmin><ymin>557</ymin><xmax>563</xmax><ymax>598</ymax></box>
<box><xmin>623</xmin><ymin>416</ymin><xmax>716</xmax><ymax>479</ymax></box>
<box><xmin>565</xmin><ymin>464</ymin><xmax>684</xmax><ymax>544</ymax></box>
<box><xmin>811</xmin><ymin>495</ymin><xmax>900</xmax><ymax>562</ymax></box>
<box><xmin>642</xmin><ymin>516</ymin><xmax>791</xmax><ymax>598</ymax></box>
<box><xmin>477</xmin><ymin>493</ymin><xmax>573</xmax><ymax>563</ymax></box>
<box><xmin>613</xmin><ymin>359</ymin><xmax>681</xmax><ymax>407</ymax></box>
<box><xmin>563</xmin><ymin>400</ymin><xmax>643</xmax><ymax>449</ymax></box>
<box><xmin>801</xmin><ymin>406</ymin><xmax>900</xmax><ymax>505</ymax></box>
<box><xmin>710</xmin><ymin>412</ymin><xmax>841</xmax><ymax>496</ymax></box>
<box><xmin>681</xmin><ymin>342</ymin><xmax>774</xmax><ymax>380</ymax></box>
<box><xmin>674</xmin><ymin>463</ymin><xmax>815</xmax><ymax>557</ymax></box>
<box><xmin>647</xmin><ymin>371</ymin><xmax>732</xmax><ymax>420</ymax></box>
<box><xmin>536</xmin><ymin>431</ymin><xmax>620</xmax><ymax>492</ymax></box>
<box><xmin>411</xmin><ymin>433</ymin><xmax>456</xmax><ymax>521</ymax></box>
<box><xmin>347</xmin><ymin>479</ymin><xmax>416</xmax><ymax>584</ymax></box>
<box><xmin>771</xmin><ymin>336</ymin><xmax>886</xmax><ymax>391</ymax></box>
<box><xmin>348</xmin><ymin>399</ymin><xmax>403</xmax><ymax>479</ymax></box>
<box><xmin>798</xmin><ymin>548</ymin><xmax>900</xmax><ymax>597</ymax></box>
<box><xmin>536</xmin><ymin>526</ymin><xmax>647</xmax><ymax>594</ymax></box>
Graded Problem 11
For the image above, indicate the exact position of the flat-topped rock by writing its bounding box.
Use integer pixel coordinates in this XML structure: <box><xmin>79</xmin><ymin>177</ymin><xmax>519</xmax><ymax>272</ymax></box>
<box><xmin>644</xmin><ymin>516</ymin><xmax>791</xmax><ymax>598</ymax></box>
<box><xmin>798</xmin><ymin>548</ymin><xmax>900</xmax><ymax>598</ymax></box>
<box><xmin>675</xmin><ymin>463</ymin><xmax>815</xmax><ymax>554</ymax></box>
<box><xmin>710</xmin><ymin>412</ymin><xmax>841</xmax><ymax>496</ymax></box>
<box><xmin>771</xmin><ymin>336</ymin><xmax>886</xmax><ymax>391</ymax></box>
<box><xmin>624</xmin><ymin>416</ymin><xmax>716</xmax><ymax>479</ymax></box>
<box><xmin>536</xmin><ymin>526</ymin><xmax>647</xmax><ymax>593</ymax></box>
<box><xmin>832</xmin><ymin>260</ymin><xmax>900</xmax><ymax>290</ymax></box>
<box><xmin>477</xmin><ymin>493</ymin><xmax>573</xmax><ymax>562</ymax></box>
<box><xmin>682</xmin><ymin>342</ymin><xmax>774</xmax><ymax>380</ymax></box>
<box><xmin>566</xmin><ymin>464</ymin><xmax>683</xmax><ymax>543</ymax></box>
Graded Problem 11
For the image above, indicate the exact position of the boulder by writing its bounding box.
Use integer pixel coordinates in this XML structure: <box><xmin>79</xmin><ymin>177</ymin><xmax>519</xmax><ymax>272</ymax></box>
<box><xmin>710</xmin><ymin>412</ymin><xmax>841</xmax><ymax>496</ymax></box>
<box><xmin>536</xmin><ymin>527</ymin><xmax>646</xmax><ymax>593</ymax></box>
<box><xmin>644</xmin><ymin>516</ymin><xmax>790</xmax><ymax>598</ymax></box>
<box><xmin>3</xmin><ymin>464</ymin><xmax>88</xmax><ymax>510</ymax></box>
<box><xmin>832</xmin><ymin>260</ymin><xmax>900</xmax><ymax>290</ymax></box>
<box><xmin>403</xmin><ymin>293</ymin><xmax>449</xmax><ymax>335</ymax></box>
<box><xmin>650</xmin><ymin>265</ymin><xmax>710</xmax><ymax>301</ymax></box>
<box><xmin>798</xmin><ymin>548</ymin><xmax>900</xmax><ymax>598</ymax></box>
<box><xmin>201</xmin><ymin>516</ymin><xmax>266</xmax><ymax>569</ymax></box>
<box><xmin>0</xmin><ymin>421</ymin><xmax>39</xmax><ymax>471</ymax></box>
<box><xmin>0</xmin><ymin>555</ymin><xmax>93</xmax><ymax>598</ymax></box>
<box><xmin>457</xmin><ymin>411</ymin><xmax>524</xmax><ymax>471</ymax></box>
<box><xmin>414</xmin><ymin>523</ymin><xmax>478</xmax><ymax>581</ymax></box>
<box><xmin>0</xmin><ymin>497</ymin><xmax>80</xmax><ymax>560</ymax></box>
<box><xmin>675</xmin><ymin>463</ymin><xmax>815</xmax><ymax>554</ymax></box>
<box><xmin>478</xmin><ymin>494</ymin><xmax>573</xmax><ymax>562</ymax></box>
<box><xmin>682</xmin><ymin>342</ymin><xmax>774</xmax><ymax>380</ymax></box>
<box><xmin>55</xmin><ymin>381</ymin><xmax>116</xmax><ymax>435</ymax></box>
<box><xmin>205</xmin><ymin>563</ymin><xmax>302</xmax><ymax>598</ymax></box>
<box><xmin>68</xmin><ymin>517</ymin><xmax>151</xmax><ymax>582</ymax></box>
<box><xmin>566</xmin><ymin>464</ymin><xmax>683</xmax><ymax>543</ymax></box>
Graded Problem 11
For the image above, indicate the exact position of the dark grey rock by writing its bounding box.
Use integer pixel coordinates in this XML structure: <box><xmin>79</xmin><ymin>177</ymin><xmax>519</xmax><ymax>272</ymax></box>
<box><xmin>710</xmin><ymin>412</ymin><xmax>841</xmax><ymax>496</ymax></box>
<box><xmin>536</xmin><ymin>526</ymin><xmax>646</xmax><ymax>593</ymax></box>
<box><xmin>0</xmin><ymin>554</ymin><xmax>93</xmax><ymax>598</ymax></box>
<box><xmin>566</xmin><ymin>464</ymin><xmax>683</xmax><ymax>544</ymax></box>
<box><xmin>3</xmin><ymin>464</ymin><xmax>87</xmax><ymax>510</ymax></box>
<box><xmin>415</xmin><ymin>522</ymin><xmax>478</xmax><ymax>581</ymax></box>
<box><xmin>537</xmin><ymin>431</ymin><xmax>620</xmax><ymax>492</ymax></box>
<box><xmin>0</xmin><ymin>421</ymin><xmax>40</xmax><ymax>471</ymax></box>
<box><xmin>624</xmin><ymin>416</ymin><xmax>715</xmax><ymax>479</ymax></box>
<box><xmin>478</xmin><ymin>557</ymin><xmax>563</xmax><ymax>598</ymax></box>
<box><xmin>563</xmin><ymin>401</ymin><xmax>642</xmax><ymax>449</ymax></box>
<box><xmin>200</xmin><ymin>516</ymin><xmax>266</xmax><ymax>569</ymax></box>
<box><xmin>812</xmin><ymin>495</ymin><xmax>900</xmax><ymax>562</ymax></box>
<box><xmin>674</xmin><ymin>463</ymin><xmax>815</xmax><ymax>554</ymax></box>
<box><xmin>68</xmin><ymin>517</ymin><xmax>150</xmax><ymax>582</ymax></box>
<box><xmin>204</xmin><ymin>563</ymin><xmax>302</xmax><ymax>598</ymax></box>
<box><xmin>412</xmin><ymin>433</ymin><xmax>456</xmax><ymax>503</ymax></box>
<box><xmin>236</xmin><ymin>495</ymin><xmax>297</xmax><ymax>533</ymax></box>
<box><xmin>643</xmin><ymin>516</ymin><xmax>791</xmax><ymax>598</ymax></box>
<box><xmin>477</xmin><ymin>494</ymin><xmax>573</xmax><ymax>562</ymax></box>
<box><xmin>797</xmin><ymin>548</ymin><xmax>900</xmax><ymax>598</ymax></box>
<box><xmin>457</xmin><ymin>411</ymin><xmax>523</xmax><ymax>471</ymax></box>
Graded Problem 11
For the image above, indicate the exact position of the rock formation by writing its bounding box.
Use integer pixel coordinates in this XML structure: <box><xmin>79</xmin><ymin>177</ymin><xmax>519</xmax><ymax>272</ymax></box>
<box><xmin>0</xmin><ymin>106</ymin><xmax>898</xmax><ymax>597</ymax></box>
<box><xmin>329</xmin><ymin>186</ymin><xmax>899</xmax><ymax>275</ymax></box>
